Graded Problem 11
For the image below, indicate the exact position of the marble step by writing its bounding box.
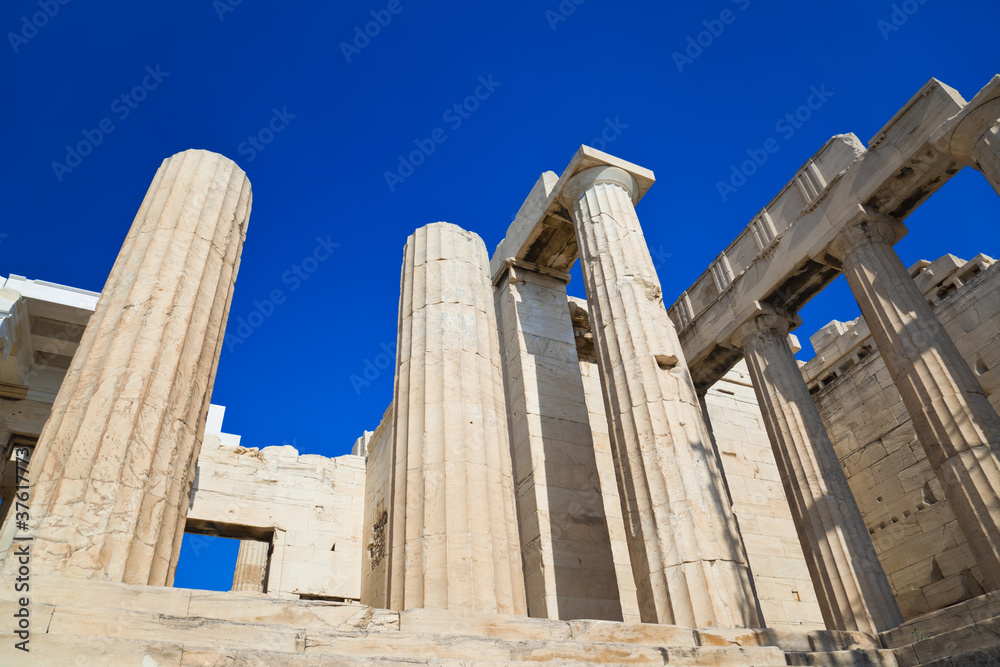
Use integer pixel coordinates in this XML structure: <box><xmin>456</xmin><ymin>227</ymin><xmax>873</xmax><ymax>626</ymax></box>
<box><xmin>880</xmin><ymin>590</ymin><xmax>1000</xmax><ymax>649</ymax></box>
<box><xmin>890</xmin><ymin>618</ymin><xmax>1000</xmax><ymax>667</ymax></box>
<box><xmin>0</xmin><ymin>599</ymin><xmax>790</xmax><ymax>666</ymax></box>
<box><xmin>0</xmin><ymin>578</ymin><xmax>899</xmax><ymax>666</ymax></box>
<box><xmin>786</xmin><ymin>649</ymin><xmax>899</xmax><ymax>666</ymax></box>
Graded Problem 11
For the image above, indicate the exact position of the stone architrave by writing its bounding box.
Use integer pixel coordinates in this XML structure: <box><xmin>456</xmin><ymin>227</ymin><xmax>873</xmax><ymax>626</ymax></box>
<box><xmin>3</xmin><ymin>150</ymin><xmax>251</xmax><ymax>586</ymax></box>
<box><xmin>562</xmin><ymin>165</ymin><xmax>761</xmax><ymax>628</ymax></box>
<box><xmin>732</xmin><ymin>307</ymin><xmax>903</xmax><ymax>633</ymax></box>
<box><xmin>830</xmin><ymin>212</ymin><xmax>1000</xmax><ymax>589</ymax></box>
<box><xmin>387</xmin><ymin>222</ymin><xmax>526</xmax><ymax>614</ymax></box>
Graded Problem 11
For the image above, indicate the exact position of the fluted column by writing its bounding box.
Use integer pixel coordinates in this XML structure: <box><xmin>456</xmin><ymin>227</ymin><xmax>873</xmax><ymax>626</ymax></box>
<box><xmin>830</xmin><ymin>213</ymin><xmax>1000</xmax><ymax>589</ymax></box>
<box><xmin>3</xmin><ymin>150</ymin><xmax>251</xmax><ymax>586</ymax></box>
<box><xmin>732</xmin><ymin>308</ymin><xmax>902</xmax><ymax>633</ymax></box>
<box><xmin>563</xmin><ymin>166</ymin><xmax>760</xmax><ymax>628</ymax></box>
<box><xmin>387</xmin><ymin>222</ymin><xmax>526</xmax><ymax>614</ymax></box>
<box><xmin>232</xmin><ymin>539</ymin><xmax>269</xmax><ymax>594</ymax></box>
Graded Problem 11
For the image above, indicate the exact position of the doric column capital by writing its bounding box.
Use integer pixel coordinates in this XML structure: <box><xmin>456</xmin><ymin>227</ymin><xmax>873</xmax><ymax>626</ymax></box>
<box><xmin>949</xmin><ymin>112</ymin><xmax>1000</xmax><ymax>166</ymax></box>
<box><xmin>827</xmin><ymin>207</ymin><xmax>907</xmax><ymax>261</ymax></box>
<box><xmin>730</xmin><ymin>303</ymin><xmax>800</xmax><ymax>350</ymax></box>
<box><xmin>562</xmin><ymin>165</ymin><xmax>639</xmax><ymax>206</ymax></box>
<box><xmin>932</xmin><ymin>75</ymin><xmax>1000</xmax><ymax>165</ymax></box>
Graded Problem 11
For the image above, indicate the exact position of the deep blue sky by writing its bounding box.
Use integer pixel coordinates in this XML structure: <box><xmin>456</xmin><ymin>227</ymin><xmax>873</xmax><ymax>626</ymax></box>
<box><xmin>4</xmin><ymin>1</ymin><xmax>998</xmax><ymax>588</ymax></box>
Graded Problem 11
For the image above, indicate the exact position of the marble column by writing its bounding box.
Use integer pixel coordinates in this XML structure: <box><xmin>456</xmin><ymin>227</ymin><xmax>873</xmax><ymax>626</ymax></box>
<box><xmin>830</xmin><ymin>213</ymin><xmax>1000</xmax><ymax>589</ymax></box>
<box><xmin>9</xmin><ymin>150</ymin><xmax>251</xmax><ymax>586</ymax></box>
<box><xmin>232</xmin><ymin>539</ymin><xmax>269</xmax><ymax>594</ymax></box>
<box><xmin>563</xmin><ymin>166</ymin><xmax>760</xmax><ymax>628</ymax></box>
<box><xmin>732</xmin><ymin>308</ymin><xmax>902</xmax><ymax>633</ymax></box>
<box><xmin>387</xmin><ymin>222</ymin><xmax>526</xmax><ymax>614</ymax></box>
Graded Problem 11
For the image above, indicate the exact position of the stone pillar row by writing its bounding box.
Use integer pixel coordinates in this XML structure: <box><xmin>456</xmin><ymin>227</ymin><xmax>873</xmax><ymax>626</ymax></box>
<box><xmin>387</xmin><ymin>222</ymin><xmax>526</xmax><ymax>614</ymax></box>
<box><xmin>17</xmin><ymin>138</ymin><xmax>997</xmax><ymax>638</ymax></box>
<box><xmin>5</xmin><ymin>150</ymin><xmax>251</xmax><ymax>586</ymax></box>
<box><xmin>732</xmin><ymin>307</ymin><xmax>903</xmax><ymax>633</ymax></box>
<box><xmin>563</xmin><ymin>166</ymin><xmax>761</xmax><ymax>628</ymax></box>
<box><xmin>829</xmin><ymin>213</ymin><xmax>1000</xmax><ymax>589</ymax></box>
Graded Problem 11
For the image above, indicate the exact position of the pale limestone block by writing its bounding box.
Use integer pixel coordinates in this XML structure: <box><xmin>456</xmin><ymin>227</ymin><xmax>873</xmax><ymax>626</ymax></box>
<box><xmin>186</xmin><ymin>592</ymin><xmax>375</xmax><ymax>630</ymax></box>
<box><xmin>567</xmin><ymin>619</ymin><xmax>696</xmax><ymax>646</ymax></box>
<box><xmin>45</xmin><ymin>604</ymin><xmax>302</xmax><ymax>653</ymax></box>
<box><xmin>0</xmin><ymin>634</ymin><xmax>184</xmax><ymax>667</ymax></box>
<box><xmin>398</xmin><ymin>607</ymin><xmax>572</xmax><ymax>641</ymax></box>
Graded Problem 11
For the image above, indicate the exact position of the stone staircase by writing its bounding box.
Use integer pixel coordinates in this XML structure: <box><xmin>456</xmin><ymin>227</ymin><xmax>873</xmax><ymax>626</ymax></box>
<box><xmin>2</xmin><ymin>578</ymin><xmax>998</xmax><ymax>665</ymax></box>
<box><xmin>779</xmin><ymin>633</ymin><xmax>896</xmax><ymax>666</ymax></box>
<box><xmin>878</xmin><ymin>590</ymin><xmax>1000</xmax><ymax>667</ymax></box>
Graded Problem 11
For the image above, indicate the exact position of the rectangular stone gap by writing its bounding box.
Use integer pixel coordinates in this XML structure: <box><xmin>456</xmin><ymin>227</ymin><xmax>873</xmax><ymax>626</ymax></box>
<box><xmin>794</xmin><ymin>160</ymin><xmax>827</xmax><ymax>209</ymax></box>
<box><xmin>749</xmin><ymin>210</ymin><xmax>777</xmax><ymax>252</ymax></box>
<box><xmin>710</xmin><ymin>253</ymin><xmax>735</xmax><ymax>293</ymax></box>
<box><xmin>177</xmin><ymin>520</ymin><xmax>275</xmax><ymax>594</ymax></box>
<box><xmin>675</xmin><ymin>291</ymin><xmax>695</xmax><ymax>329</ymax></box>
<box><xmin>0</xmin><ymin>435</ymin><xmax>36</xmax><ymax>531</ymax></box>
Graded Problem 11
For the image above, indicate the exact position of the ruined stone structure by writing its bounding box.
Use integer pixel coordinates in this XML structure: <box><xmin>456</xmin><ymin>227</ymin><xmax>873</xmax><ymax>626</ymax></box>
<box><xmin>1</xmin><ymin>76</ymin><xmax>999</xmax><ymax>665</ymax></box>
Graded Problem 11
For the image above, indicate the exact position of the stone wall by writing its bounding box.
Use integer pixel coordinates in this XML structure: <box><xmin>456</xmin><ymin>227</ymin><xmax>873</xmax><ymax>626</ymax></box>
<box><xmin>570</xmin><ymin>296</ymin><xmax>642</xmax><ymax>623</ymax></box>
<box><xmin>801</xmin><ymin>254</ymin><xmax>1000</xmax><ymax>619</ymax></box>
<box><xmin>187</xmin><ymin>406</ymin><xmax>366</xmax><ymax>600</ymax></box>
<box><xmin>491</xmin><ymin>264</ymin><xmax>627</xmax><ymax>621</ymax></box>
<box><xmin>360</xmin><ymin>405</ymin><xmax>393</xmax><ymax>608</ymax></box>
<box><xmin>703</xmin><ymin>361</ymin><xmax>826</xmax><ymax>630</ymax></box>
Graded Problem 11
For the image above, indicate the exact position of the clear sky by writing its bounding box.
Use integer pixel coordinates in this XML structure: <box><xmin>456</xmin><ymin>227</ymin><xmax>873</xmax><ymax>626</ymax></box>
<box><xmin>3</xmin><ymin>1</ymin><xmax>998</xmax><ymax>590</ymax></box>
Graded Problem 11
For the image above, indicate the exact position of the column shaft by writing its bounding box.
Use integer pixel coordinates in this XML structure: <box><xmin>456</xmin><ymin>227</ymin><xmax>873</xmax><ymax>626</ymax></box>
<box><xmin>4</xmin><ymin>150</ymin><xmax>251</xmax><ymax>585</ymax></box>
<box><xmin>564</xmin><ymin>166</ymin><xmax>760</xmax><ymax>628</ymax></box>
<box><xmin>387</xmin><ymin>222</ymin><xmax>526</xmax><ymax>614</ymax></box>
<box><xmin>831</xmin><ymin>216</ymin><xmax>1000</xmax><ymax>588</ymax></box>
<box><xmin>735</xmin><ymin>312</ymin><xmax>902</xmax><ymax>633</ymax></box>
<box><xmin>232</xmin><ymin>539</ymin><xmax>269</xmax><ymax>594</ymax></box>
